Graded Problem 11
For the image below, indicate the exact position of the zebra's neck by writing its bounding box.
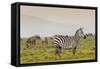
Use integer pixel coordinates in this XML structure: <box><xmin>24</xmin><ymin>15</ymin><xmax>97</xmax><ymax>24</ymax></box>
<box><xmin>74</xmin><ymin>32</ymin><xmax>80</xmax><ymax>43</ymax></box>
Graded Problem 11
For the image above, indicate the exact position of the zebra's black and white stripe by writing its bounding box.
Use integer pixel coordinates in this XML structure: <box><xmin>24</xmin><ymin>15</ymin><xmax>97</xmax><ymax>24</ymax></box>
<box><xmin>53</xmin><ymin>28</ymin><xmax>86</xmax><ymax>59</ymax></box>
<box><xmin>54</xmin><ymin>35</ymin><xmax>72</xmax><ymax>49</ymax></box>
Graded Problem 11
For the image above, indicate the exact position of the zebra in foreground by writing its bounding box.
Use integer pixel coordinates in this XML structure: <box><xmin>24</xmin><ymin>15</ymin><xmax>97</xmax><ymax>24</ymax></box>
<box><xmin>53</xmin><ymin>28</ymin><xmax>86</xmax><ymax>59</ymax></box>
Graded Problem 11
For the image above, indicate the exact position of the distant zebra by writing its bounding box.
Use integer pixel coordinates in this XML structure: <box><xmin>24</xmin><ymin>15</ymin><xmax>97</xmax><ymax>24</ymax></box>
<box><xmin>42</xmin><ymin>37</ymin><xmax>48</xmax><ymax>46</ymax></box>
<box><xmin>53</xmin><ymin>28</ymin><xmax>86</xmax><ymax>59</ymax></box>
<box><xmin>26</xmin><ymin>35</ymin><xmax>41</xmax><ymax>48</ymax></box>
<box><xmin>26</xmin><ymin>37</ymin><xmax>36</xmax><ymax>48</ymax></box>
<box><xmin>85</xmin><ymin>33</ymin><xmax>94</xmax><ymax>38</ymax></box>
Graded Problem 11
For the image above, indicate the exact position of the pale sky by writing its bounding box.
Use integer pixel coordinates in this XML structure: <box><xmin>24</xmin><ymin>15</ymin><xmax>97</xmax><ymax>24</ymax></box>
<box><xmin>20</xmin><ymin>6</ymin><xmax>95</xmax><ymax>38</ymax></box>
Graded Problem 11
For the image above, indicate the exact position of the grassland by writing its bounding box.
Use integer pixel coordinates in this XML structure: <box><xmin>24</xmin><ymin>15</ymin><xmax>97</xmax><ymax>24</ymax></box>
<box><xmin>20</xmin><ymin>36</ymin><xmax>95</xmax><ymax>64</ymax></box>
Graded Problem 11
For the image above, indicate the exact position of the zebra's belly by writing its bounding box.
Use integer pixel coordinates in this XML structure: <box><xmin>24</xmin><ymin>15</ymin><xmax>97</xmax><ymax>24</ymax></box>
<box><xmin>64</xmin><ymin>46</ymin><xmax>72</xmax><ymax>50</ymax></box>
<box><xmin>62</xmin><ymin>44</ymin><xmax>73</xmax><ymax>49</ymax></box>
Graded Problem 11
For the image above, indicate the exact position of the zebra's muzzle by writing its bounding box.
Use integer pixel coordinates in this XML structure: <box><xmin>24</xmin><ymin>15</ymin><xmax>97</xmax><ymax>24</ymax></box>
<box><xmin>83</xmin><ymin>35</ymin><xmax>86</xmax><ymax>39</ymax></box>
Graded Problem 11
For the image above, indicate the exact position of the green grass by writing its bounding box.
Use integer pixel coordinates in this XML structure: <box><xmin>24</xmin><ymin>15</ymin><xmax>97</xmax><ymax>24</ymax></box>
<box><xmin>20</xmin><ymin>36</ymin><xmax>96</xmax><ymax>64</ymax></box>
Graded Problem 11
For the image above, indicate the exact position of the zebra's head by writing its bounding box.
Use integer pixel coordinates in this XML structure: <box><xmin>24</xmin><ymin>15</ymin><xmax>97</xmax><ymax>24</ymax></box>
<box><xmin>77</xmin><ymin>27</ymin><xmax>86</xmax><ymax>39</ymax></box>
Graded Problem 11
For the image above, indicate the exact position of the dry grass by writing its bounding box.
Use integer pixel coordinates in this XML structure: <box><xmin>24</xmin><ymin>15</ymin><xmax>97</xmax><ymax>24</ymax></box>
<box><xmin>20</xmin><ymin>36</ymin><xmax>96</xmax><ymax>64</ymax></box>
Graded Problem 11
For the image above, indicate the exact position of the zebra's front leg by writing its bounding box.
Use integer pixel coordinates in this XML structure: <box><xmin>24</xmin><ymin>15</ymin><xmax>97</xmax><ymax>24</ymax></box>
<box><xmin>55</xmin><ymin>46</ymin><xmax>62</xmax><ymax>59</ymax></box>
<box><xmin>26</xmin><ymin>43</ymin><xmax>29</xmax><ymax>48</ymax></box>
<box><xmin>72</xmin><ymin>46</ymin><xmax>77</xmax><ymax>55</ymax></box>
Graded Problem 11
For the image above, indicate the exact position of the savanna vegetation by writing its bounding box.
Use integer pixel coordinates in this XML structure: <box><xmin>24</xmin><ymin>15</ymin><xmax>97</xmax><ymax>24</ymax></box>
<box><xmin>20</xmin><ymin>36</ymin><xmax>95</xmax><ymax>64</ymax></box>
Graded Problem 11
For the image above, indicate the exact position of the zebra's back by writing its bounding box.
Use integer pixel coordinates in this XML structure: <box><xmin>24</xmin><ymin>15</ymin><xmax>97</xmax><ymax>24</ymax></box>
<box><xmin>53</xmin><ymin>35</ymin><xmax>73</xmax><ymax>49</ymax></box>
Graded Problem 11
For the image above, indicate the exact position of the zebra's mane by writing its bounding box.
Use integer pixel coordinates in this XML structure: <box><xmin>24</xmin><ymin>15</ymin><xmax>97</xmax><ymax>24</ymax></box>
<box><xmin>75</xmin><ymin>28</ymin><xmax>82</xmax><ymax>36</ymax></box>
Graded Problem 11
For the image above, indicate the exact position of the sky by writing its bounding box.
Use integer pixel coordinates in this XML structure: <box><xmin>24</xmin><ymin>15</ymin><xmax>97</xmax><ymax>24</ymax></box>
<box><xmin>20</xmin><ymin>5</ymin><xmax>95</xmax><ymax>38</ymax></box>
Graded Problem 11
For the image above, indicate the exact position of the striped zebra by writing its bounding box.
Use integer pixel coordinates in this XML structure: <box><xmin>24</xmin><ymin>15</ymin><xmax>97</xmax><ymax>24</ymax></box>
<box><xmin>26</xmin><ymin>35</ymin><xmax>41</xmax><ymax>48</ymax></box>
<box><xmin>53</xmin><ymin>28</ymin><xmax>86</xmax><ymax>59</ymax></box>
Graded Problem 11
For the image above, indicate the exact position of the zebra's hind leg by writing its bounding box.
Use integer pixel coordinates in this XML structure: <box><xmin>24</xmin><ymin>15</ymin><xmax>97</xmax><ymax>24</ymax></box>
<box><xmin>26</xmin><ymin>41</ymin><xmax>29</xmax><ymax>48</ymax></box>
<box><xmin>72</xmin><ymin>46</ymin><xmax>77</xmax><ymax>55</ymax></box>
<box><xmin>26</xmin><ymin>43</ymin><xmax>28</xmax><ymax>48</ymax></box>
<box><xmin>55</xmin><ymin>46</ymin><xmax>62</xmax><ymax>59</ymax></box>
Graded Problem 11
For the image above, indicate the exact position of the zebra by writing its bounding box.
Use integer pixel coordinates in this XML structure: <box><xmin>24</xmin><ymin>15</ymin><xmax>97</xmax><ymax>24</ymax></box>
<box><xmin>41</xmin><ymin>37</ymin><xmax>48</xmax><ymax>51</ymax></box>
<box><xmin>53</xmin><ymin>28</ymin><xmax>86</xmax><ymax>59</ymax></box>
<box><xmin>85</xmin><ymin>33</ymin><xmax>94</xmax><ymax>38</ymax></box>
<box><xmin>26</xmin><ymin>37</ymin><xmax>36</xmax><ymax>48</ymax></box>
<box><xmin>41</xmin><ymin>37</ymin><xmax>48</xmax><ymax>46</ymax></box>
<box><xmin>26</xmin><ymin>35</ymin><xmax>41</xmax><ymax>48</ymax></box>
